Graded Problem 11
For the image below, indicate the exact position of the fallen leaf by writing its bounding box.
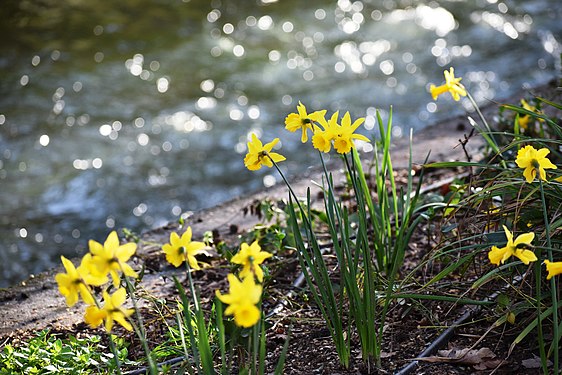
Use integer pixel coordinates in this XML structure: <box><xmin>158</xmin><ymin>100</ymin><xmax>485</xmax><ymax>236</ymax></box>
<box><xmin>522</xmin><ymin>354</ymin><xmax>552</xmax><ymax>369</ymax></box>
<box><xmin>416</xmin><ymin>347</ymin><xmax>502</xmax><ymax>370</ymax></box>
<box><xmin>380</xmin><ymin>351</ymin><xmax>396</xmax><ymax>359</ymax></box>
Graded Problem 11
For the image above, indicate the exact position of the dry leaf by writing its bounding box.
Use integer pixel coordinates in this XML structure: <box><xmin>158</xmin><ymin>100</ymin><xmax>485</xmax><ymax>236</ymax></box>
<box><xmin>522</xmin><ymin>354</ymin><xmax>552</xmax><ymax>369</ymax></box>
<box><xmin>380</xmin><ymin>351</ymin><xmax>396</xmax><ymax>359</ymax></box>
<box><xmin>416</xmin><ymin>347</ymin><xmax>502</xmax><ymax>370</ymax></box>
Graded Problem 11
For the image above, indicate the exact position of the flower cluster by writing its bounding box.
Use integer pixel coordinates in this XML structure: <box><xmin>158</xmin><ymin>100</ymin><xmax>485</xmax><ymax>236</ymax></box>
<box><xmin>488</xmin><ymin>219</ymin><xmax>562</xmax><ymax>281</ymax></box>
<box><xmin>161</xmin><ymin>227</ymin><xmax>270</xmax><ymax>328</ymax></box>
<box><xmin>55</xmin><ymin>231</ymin><xmax>138</xmax><ymax>332</ymax></box>
<box><xmin>429</xmin><ymin>69</ymin><xmax>562</xmax><ymax>280</ymax></box>
<box><xmin>243</xmin><ymin>103</ymin><xmax>370</xmax><ymax>171</ymax></box>
<box><xmin>311</xmin><ymin>111</ymin><xmax>369</xmax><ymax>154</ymax></box>
<box><xmin>216</xmin><ymin>241</ymin><xmax>272</xmax><ymax>327</ymax></box>
<box><xmin>486</xmin><ymin>146</ymin><xmax>562</xmax><ymax>278</ymax></box>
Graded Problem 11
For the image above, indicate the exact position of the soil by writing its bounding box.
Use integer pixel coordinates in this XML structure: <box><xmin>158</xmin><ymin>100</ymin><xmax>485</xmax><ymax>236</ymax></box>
<box><xmin>1</xmin><ymin>79</ymin><xmax>560</xmax><ymax>374</ymax></box>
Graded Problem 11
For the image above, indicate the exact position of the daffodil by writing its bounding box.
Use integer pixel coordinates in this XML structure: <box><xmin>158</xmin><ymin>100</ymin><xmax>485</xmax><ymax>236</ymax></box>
<box><xmin>79</xmin><ymin>253</ymin><xmax>109</xmax><ymax>286</ymax></box>
<box><xmin>231</xmin><ymin>241</ymin><xmax>272</xmax><ymax>282</ymax></box>
<box><xmin>544</xmin><ymin>260</ymin><xmax>562</xmax><ymax>280</ymax></box>
<box><xmin>285</xmin><ymin>101</ymin><xmax>327</xmax><ymax>143</ymax></box>
<box><xmin>517</xmin><ymin>99</ymin><xmax>543</xmax><ymax>130</ymax></box>
<box><xmin>515</xmin><ymin>145</ymin><xmax>557</xmax><ymax>183</ymax></box>
<box><xmin>84</xmin><ymin>288</ymin><xmax>134</xmax><ymax>332</ymax></box>
<box><xmin>429</xmin><ymin>67</ymin><xmax>467</xmax><ymax>101</ymax></box>
<box><xmin>88</xmin><ymin>231</ymin><xmax>138</xmax><ymax>288</ymax></box>
<box><xmin>162</xmin><ymin>227</ymin><xmax>206</xmax><ymax>269</ymax></box>
<box><xmin>488</xmin><ymin>225</ymin><xmax>537</xmax><ymax>266</ymax></box>
<box><xmin>332</xmin><ymin>111</ymin><xmax>370</xmax><ymax>154</ymax></box>
<box><xmin>216</xmin><ymin>274</ymin><xmax>262</xmax><ymax>328</ymax></box>
<box><xmin>243</xmin><ymin>133</ymin><xmax>286</xmax><ymax>171</ymax></box>
<box><xmin>312</xmin><ymin>111</ymin><xmax>339</xmax><ymax>153</ymax></box>
<box><xmin>55</xmin><ymin>256</ymin><xmax>95</xmax><ymax>306</ymax></box>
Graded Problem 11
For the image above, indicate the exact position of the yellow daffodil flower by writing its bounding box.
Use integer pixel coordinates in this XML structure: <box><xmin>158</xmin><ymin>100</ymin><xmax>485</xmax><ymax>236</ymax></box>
<box><xmin>429</xmin><ymin>67</ymin><xmax>467</xmax><ymax>101</ymax></box>
<box><xmin>55</xmin><ymin>256</ymin><xmax>95</xmax><ymax>306</ymax></box>
<box><xmin>243</xmin><ymin>133</ymin><xmax>286</xmax><ymax>171</ymax></box>
<box><xmin>216</xmin><ymin>274</ymin><xmax>262</xmax><ymax>328</ymax></box>
<box><xmin>88</xmin><ymin>231</ymin><xmax>138</xmax><ymax>288</ymax></box>
<box><xmin>312</xmin><ymin>111</ymin><xmax>339</xmax><ymax>153</ymax></box>
<box><xmin>231</xmin><ymin>241</ymin><xmax>272</xmax><ymax>282</ymax></box>
<box><xmin>79</xmin><ymin>253</ymin><xmax>109</xmax><ymax>286</ymax></box>
<box><xmin>544</xmin><ymin>260</ymin><xmax>562</xmax><ymax>280</ymax></box>
<box><xmin>517</xmin><ymin>99</ymin><xmax>544</xmax><ymax>130</ymax></box>
<box><xmin>162</xmin><ymin>227</ymin><xmax>206</xmax><ymax>269</ymax></box>
<box><xmin>333</xmin><ymin>111</ymin><xmax>369</xmax><ymax>154</ymax></box>
<box><xmin>515</xmin><ymin>145</ymin><xmax>557</xmax><ymax>183</ymax></box>
<box><xmin>285</xmin><ymin>101</ymin><xmax>327</xmax><ymax>143</ymax></box>
<box><xmin>488</xmin><ymin>225</ymin><xmax>537</xmax><ymax>266</ymax></box>
<box><xmin>84</xmin><ymin>288</ymin><xmax>134</xmax><ymax>332</ymax></box>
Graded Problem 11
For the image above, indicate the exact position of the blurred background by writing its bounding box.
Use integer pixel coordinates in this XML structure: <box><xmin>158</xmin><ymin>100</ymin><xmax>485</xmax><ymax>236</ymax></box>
<box><xmin>0</xmin><ymin>0</ymin><xmax>560</xmax><ymax>287</ymax></box>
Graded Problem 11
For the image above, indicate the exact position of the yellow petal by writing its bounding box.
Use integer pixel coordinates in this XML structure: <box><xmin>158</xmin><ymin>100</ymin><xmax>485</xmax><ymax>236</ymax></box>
<box><xmin>514</xmin><ymin>249</ymin><xmax>537</xmax><ymax>265</ymax></box>
<box><xmin>545</xmin><ymin>260</ymin><xmax>562</xmax><ymax>280</ymax></box>
<box><xmin>489</xmin><ymin>246</ymin><xmax>508</xmax><ymax>266</ymax></box>
<box><xmin>116</xmin><ymin>243</ymin><xmax>136</xmax><ymax>262</ymax></box>
<box><xmin>263</xmin><ymin>138</ymin><xmax>280</xmax><ymax>153</ymax></box>
<box><xmin>105</xmin><ymin>231</ymin><xmax>120</xmax><ymax>250</ymax></box>
<box><xmin>89</xmin><ymin>240</ymin><xmax>104</xmax><ymax>255</ymax></box>
<box><xmin>113</xmin><ymin>314</ymin><xmax>133</xmax><ymax>331</ymax></box>
<box><xmin>268</xmin><ymin>152</ymin><xmax>286</xmax><ymax>163</ymax></box>
<box><xmin>523</xmin><ymin>166</ymin><xmax>536</xmax><ymax>183</ymax></box>
<box><xmin>513</xmin><ymin>232</ymin><xmax>535</xmax><ymax>247</ymax></box>
<box><xmin>233</xmin><ymin>303</ymin><xmax>261</xmax><ymax>328</ymax></box>
<box><xmin>181</xmin><ymin>227</ymin><xmax>193</xmax><ymax>243</ymax></box>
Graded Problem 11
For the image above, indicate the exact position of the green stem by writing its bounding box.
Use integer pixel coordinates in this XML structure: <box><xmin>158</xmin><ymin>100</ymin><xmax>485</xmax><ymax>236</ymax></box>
<box><xmin>184</xmin><ymin>261</ymin><xmax>199</xmax><ymax>311</ymax></box>
<box><xmin>466</xmin><ymin>92</ymin><xmax>502</xmax><ymax>158</ymax></box>
<box><xmin>123</xmin><ymin>276</ymin><xmax>157</xmax><ymax>374</ymax></box>
<box><xmin>534</xmin><ymin>249</ymin><xmax>547</xmax><ymax>373</ymax></box>
<box><xmin>539</xmin><ymin>179</ymin><xmax>558</xmax><ymax>373</ymax></box>
<box><xmin>107</xmin><ymin>333</ymin><xmax>123</xmax><ymax>375</ymax></box>
<box><xmin>90</xmin><ymin>288</ymin><xmax>123</xmax><ymax>374</ymax></box>
<box><xmin>270</xmin><ymin>158</ymin><xmax>301</xmax><ymax>208</ymax></box>
<box><xmin>252</xmin><ymin>317</ymin><xmax>260</xmax><ymax>375</ymax></box>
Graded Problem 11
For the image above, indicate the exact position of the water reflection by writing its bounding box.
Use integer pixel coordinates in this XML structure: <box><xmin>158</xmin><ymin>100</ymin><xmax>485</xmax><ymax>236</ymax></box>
<box><xmin>0</xmin><ymin>0</ymin><xmax>560</xmax><ymax>287</ymax></box>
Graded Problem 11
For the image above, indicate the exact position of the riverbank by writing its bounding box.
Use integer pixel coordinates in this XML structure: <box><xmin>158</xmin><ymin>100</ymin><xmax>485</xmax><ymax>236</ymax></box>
<box><xmin>1</xmin><ymin>79</ymin><xmax>559</xmax><ymax>373</ymax></box>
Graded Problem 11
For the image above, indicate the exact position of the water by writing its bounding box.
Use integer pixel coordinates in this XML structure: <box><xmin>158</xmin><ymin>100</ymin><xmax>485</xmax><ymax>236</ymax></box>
<box><xmin>0</xmin><ymin>0</ymin><xmax>560</xmax><ymax>288</ymax></box>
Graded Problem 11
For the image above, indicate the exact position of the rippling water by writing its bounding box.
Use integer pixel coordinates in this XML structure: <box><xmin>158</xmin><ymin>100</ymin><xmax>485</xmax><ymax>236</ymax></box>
<box><xmin>0</xmin><ymin>0</ymin><xmax>560</xmax><ymax>287</ymax></box>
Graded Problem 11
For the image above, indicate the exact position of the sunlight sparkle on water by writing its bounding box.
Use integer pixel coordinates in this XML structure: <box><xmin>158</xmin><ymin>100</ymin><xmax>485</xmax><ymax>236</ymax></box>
<box><xmin>39</xmin><ymin>135</ymin><xmax>50</xmax><ymax>146</ymax></box>
<box><xmin>197</xmin><ymin>97</ymin><xmax>217</xmax><ymax>110</ymax></box>
<box><xmin>386</xmin><ymin>5</ymin><xmax>455</xmax><ymax>37</ymax></box>
<box><xmin>248</xmin><ymin>105</ymin><xmax>260</xmax><ymax>120</ymax></box>
<box><xmin>200</xmin><ymin>79</ymin><xmax>215</xmax><ymax>92</ymax></box>
<box><xmin>229</xmin><ymin>108</ymin><xmax>244</xmax><ymax>121</ymax></box>
<box><xmin>157</xmin><ymin>77</ymin><xmax>169</xmax><ymax>93</ymax></box>
<box><xmin>233</xmin><ymin>45</ymin><xmax>245</xmax><ymax>57</ymax></box>
<box><xmin>258</xmin><ymin>15</ymin><xmax>274</xmax><ymax>30</ymax></box>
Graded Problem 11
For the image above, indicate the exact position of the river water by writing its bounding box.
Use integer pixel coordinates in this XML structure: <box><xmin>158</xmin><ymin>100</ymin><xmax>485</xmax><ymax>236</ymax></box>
<box><xmin>0</xmin><ymin>0</ymin><xmax>560</xmax><ymax>287</ymax></box>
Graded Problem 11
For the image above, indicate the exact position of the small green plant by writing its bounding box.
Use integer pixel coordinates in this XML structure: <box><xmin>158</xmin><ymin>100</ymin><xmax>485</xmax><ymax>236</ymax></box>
<box><xmin>0</xmin><ymin>329</ymin><xmax>132</xmax><ymax>374</ymax></box>
<box><xmin>160</xmin><ymin>225</ymin><xmax>289</xmax><ymax>375</ymax></box>
<box><xmin>243</xmin><ymin>101</ymin><xmax>426</xmax><ymax>369</ymax></box>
